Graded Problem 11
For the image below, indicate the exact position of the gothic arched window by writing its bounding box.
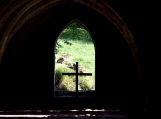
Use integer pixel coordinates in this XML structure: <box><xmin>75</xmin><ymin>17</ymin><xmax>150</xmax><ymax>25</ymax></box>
<box><xmin>54</xmin><ymin>20</ymin><xmax>95</xmax><ymax>97</ymax></box>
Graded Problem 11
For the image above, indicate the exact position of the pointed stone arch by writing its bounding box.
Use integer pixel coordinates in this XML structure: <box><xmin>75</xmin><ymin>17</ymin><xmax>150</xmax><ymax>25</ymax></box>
<box><xmin>54</xmin><ymin>19</ymin><xmax>96</xmax><ymax>96</ymax></box>
<box><xmin>54</xmin><ymin>19</ymin><xmax>96</xmax><ymax>54</ymax></box>
<box><xmin>0</xmin><ymin>0</ymin><xmax>144</xmax><ymax>110</ymax></box>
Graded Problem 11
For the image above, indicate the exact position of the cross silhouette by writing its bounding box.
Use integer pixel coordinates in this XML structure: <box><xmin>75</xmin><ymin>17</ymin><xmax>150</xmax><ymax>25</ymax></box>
<box><xmin>62</xmin><ymin>62</ymin><xmax>92</xmax><ymax>98</ymax></box>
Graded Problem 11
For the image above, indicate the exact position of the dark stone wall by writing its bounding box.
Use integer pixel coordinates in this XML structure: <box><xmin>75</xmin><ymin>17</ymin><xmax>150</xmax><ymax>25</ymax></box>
<box><xmin>0</xmin><ymin>2</ymin><xmax>143</xmax><ymax>110</ymax></box>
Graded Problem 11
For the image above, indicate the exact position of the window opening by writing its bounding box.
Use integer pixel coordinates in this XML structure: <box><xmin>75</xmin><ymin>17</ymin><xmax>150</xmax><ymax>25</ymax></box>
<box><xmin>54</xmin><ymin>20</ymin><xmax>95</xmax><ymax>97</ymax></box>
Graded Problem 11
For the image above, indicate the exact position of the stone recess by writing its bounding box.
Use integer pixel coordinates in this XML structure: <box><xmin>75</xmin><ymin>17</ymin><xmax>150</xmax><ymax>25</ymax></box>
<box><xmin>1</xmin><ymin>0</ymin><xmax>158</xmax><ymax>113</ymax></box>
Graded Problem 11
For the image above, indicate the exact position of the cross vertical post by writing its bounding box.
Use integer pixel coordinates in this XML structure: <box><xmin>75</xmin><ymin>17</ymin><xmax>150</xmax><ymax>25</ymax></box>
<box><xmin>76</xmin><ymin>62</ymin><xmax>78</xmax><ymax>98</ymax></box>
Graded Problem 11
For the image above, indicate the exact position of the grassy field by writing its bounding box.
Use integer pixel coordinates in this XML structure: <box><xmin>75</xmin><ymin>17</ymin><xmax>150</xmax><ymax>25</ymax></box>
<box><xmin>55</xmin><ymin>38</ymin><xmax>95</xmax><ymax>91</ymax></box>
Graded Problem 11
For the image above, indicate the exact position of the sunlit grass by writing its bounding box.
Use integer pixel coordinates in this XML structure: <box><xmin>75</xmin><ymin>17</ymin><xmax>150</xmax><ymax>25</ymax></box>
<box><xmin>55</xmin><ymin>38</ymin><xmax>95</xmax><ymax>91</ymax></box>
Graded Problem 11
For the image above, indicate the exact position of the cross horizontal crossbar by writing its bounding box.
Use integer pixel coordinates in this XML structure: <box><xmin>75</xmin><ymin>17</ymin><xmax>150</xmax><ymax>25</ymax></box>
<box><xmin>62</xmin><ymin>73</ymin><xmax>92</xmax><ymax>76</ymax></box>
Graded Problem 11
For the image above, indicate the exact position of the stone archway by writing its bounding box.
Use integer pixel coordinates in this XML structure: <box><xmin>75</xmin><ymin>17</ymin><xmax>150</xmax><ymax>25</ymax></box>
<box><xmin>0</xmin><ymin>0</ymin><xmax>144</xmax><ymax>110</ymax></box>
<box><xmin>54</xmin><ymin>19</ymin><xmax>96</xmax><ymax>96</ymax></box>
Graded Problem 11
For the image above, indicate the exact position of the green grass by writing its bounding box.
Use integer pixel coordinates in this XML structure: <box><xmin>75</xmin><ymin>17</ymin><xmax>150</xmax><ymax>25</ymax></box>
<box><xmin>55</xmin><ymin>38</ymin><xmax>95</xmax><ymax>90</ymax></box>
<box><xmin>55</xmin><ymin>21</ymin><xmax>95</xmax><ymax>91</ymax></box>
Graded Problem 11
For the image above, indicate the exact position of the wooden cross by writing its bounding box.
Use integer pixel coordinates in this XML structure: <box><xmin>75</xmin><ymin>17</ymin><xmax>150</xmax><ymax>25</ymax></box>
<box><xmin>62</xmin><ymin>62</ymin><xmax>92</xmax><ymax>98</ymax></box>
